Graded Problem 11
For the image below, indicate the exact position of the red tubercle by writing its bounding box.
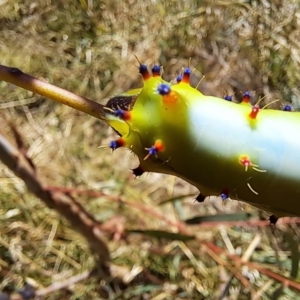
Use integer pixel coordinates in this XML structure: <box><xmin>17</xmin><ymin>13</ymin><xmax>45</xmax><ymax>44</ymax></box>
<box><xmin>239</xmin><ymin>155</ymin><xmax>266</xmax><ymax>173</ymax></box>
<box><xmin>249</xmin><ymin>105</ymin><xmax>259</xmax><ymax>119</ymax></box>
<box><xmin>239</xmin><ymin>155</ymin><xmax>252</xmax><ymax>171</ymax></box>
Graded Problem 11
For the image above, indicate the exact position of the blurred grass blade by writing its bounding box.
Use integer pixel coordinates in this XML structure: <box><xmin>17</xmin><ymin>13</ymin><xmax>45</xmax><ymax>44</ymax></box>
<box><xmin>185</xmin><ymin>212</ymin><xmax>253</xmax><ymax>225</ymax></box>
<box><xmin>286</xmin><ymin>231</ymin><xmax>299</xmax><ymax>279</ymax></box>
<box><xmin>271</xmin><ymin>285</ymin><xmax>284</xmax><ymax>300</ymax></box>
<box><xmin>127</xmin><ymin>229</ymin><xmax>194</xmax><ymax>241</ymax></box>
<box><xmin>127</xmin><ymin>285</ymin><xmax>161</xmax><ymax>297</ymax></box>
<box><xmin>158</xmin><ymin>193</ymin><xmax>197</xmax><ymax>206</ymax></box>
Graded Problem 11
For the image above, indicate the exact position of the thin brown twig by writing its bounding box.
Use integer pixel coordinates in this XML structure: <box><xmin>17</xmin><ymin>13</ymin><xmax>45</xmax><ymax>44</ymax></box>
<box><xmin>204</xmin><ymin>245</ymin><xmax>254</xmax><ymax>293</ymax></box>
<box><xmin>4</xmin><ymin>264</ymin><xmax>135</xmax><ymax>300</ymax></box>
<box><xmin>205</xmin><ymin>242</ymin><xmax>300</xmax><ymax>291</ymax></box>
<box><xmin>48</xmin><ymin>189</ymin><xmax>254</xmax><ymax>292</ymax></box>
<box><xmin>218</xmin><ymin>234</ymin><xmax>262</xmax><ymax>298</ymax></box>
<box><xmin>47</xmin><ymin>185</ymin><xmax>193</xmax><ymax>236</ymax></box>
<box><xmin>35</xmin><ymin>269</ymin><xmax>95</xmax><ymax>298</ymax></box>
<box><xmin>0</xmin><ymin>64</ymin><xmax>105</xmax><ymax>119</ymax></box>
<box><xmin>0</xmin><ymin>126</ymin><xmax>168</xmax><ymax>299</ymax></box>
<box><xmin>5</xmin><ymin>270</ymin><xmax>94</xmax><ymax>300</ymax></box>
<box><xmin>0</xmin><ymin>130</ymin><xmax>110</xmax><ymax>263</ymax></box>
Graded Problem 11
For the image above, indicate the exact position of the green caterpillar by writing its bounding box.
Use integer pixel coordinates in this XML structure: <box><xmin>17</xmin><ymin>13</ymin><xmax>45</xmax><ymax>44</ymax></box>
<box><xmin>102</xmin><ymin>63</ymin><xmax>300</xmax><ymax>222</ymax></box>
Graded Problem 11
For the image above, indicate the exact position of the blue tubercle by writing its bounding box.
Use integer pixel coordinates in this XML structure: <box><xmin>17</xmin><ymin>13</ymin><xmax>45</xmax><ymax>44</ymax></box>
<box><xmin>148</xmin><ymin>146</ymin><xmax>158</xmax><ymax>156</ymax></box>
<box><xmin>152</xmin><ymin>65</ymin><xmax>161</xmax><ymax>75</ymax></box>
<box><xmin>157</xmin><ymin>83</ymin><xmax>171</xmax><ymax>95</ymax></box>
<box><xmin>139</xmin><ymin>64</ymin><xmax>148</xmax><ymax>74</ymax></box>
<box><xmin>224</xmin><ymin>95</ymin><xmax>233</xmax><ymax>101</ymax></box>
<box><xmin>109</xmin><ymin>140</ymin><xmax>119</xmax><ymax>150</ymax></box>
<box><xmin>283</xmin><ymin>104</ymin><xmax>292</xmax><ymax>111</ymax></box>
<box><xmin>183</xmin><ymin>68</ymin><xmax>192</xmax><ymax>76</ymax></box>
<box><xmin>176</xmin><ymin>75</ymin><xmax>183</xmax><ymax>83</ymax></box>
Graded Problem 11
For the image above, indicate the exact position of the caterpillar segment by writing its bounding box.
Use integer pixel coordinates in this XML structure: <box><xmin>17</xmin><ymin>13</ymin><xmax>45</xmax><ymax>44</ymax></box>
<box><xmin>102</xmin><ymin>63</ymin><xmax>300</xmax><ymax>219</ymax></box>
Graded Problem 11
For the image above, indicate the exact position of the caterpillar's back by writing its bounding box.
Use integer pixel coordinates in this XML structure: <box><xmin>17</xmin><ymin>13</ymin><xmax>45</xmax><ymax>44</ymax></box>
<box><xmin>103</xmin><ymin>64</ymin><xmax>300</xmax><ymax>220</ymax></box>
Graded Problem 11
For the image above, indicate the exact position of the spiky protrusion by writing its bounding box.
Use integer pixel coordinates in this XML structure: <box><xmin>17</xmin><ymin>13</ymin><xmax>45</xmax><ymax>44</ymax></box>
<box><xmin>109</xmin><ymin>138</ymin><xmax>125</xmax><ymax>150</ymax></box>
<box><xmin>224</xmin><ymin>95</ymin><xmax>233</xmax><ymax>101</ymax></box>
<box><xmin>182</xmin><ymin>67</ymin><xmax>191</xmax><ymax>83</ymax></box>
<box><xmin>242</xmin><ymin>91</ymin><xmax>251</xmax><ymax>105</ymax></box>
<box><xmin>249</xmin><ymin>105</ymin><xmax>260</xmax><ymax>119</ymax></box>
<box><xmin>283</xmin><ymin>104</ymin><xmax>292</xmax><ymax>111</ymax></box>
<box><xmin>220</xmin><ymin>189</ymin><xmax>229</xmax><ymax>201</ymax></box>
<box><xmin>239</xmin><ymin>155</ymin><xmax>252</xmax><ymax>171</ymax></box>
<box><xmin>114</xmin><ymin>109</ymin><xmax>131</xmax><ymax>120</ymax></box>
<box><xmin>157</xmin><ymin>83</ymin><xmax>171</xmax><ymax>96</ymax></box>
<box><xmin>144</xmin><ymin>139</ymin><xmax>165</xmax><ymax>160</ymax></box>
<box><xmin>139</xmin><ymin>64</ymin><xmax>151</xmax><ymax>80</ymax></box>
<box><xmin>176</xmin><ymin>74</ymin><xmax>183</xmax><ymax>83</ymax></box>
<box><xmin>152</xmin><ymin>65</ymin><xmax>161</xmax><ymax>77</ymax></box>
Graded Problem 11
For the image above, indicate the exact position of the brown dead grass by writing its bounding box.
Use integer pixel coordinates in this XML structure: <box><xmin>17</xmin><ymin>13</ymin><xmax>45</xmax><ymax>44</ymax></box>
<box><xmin>1</xmin><ymin>0</ymin><xmax>300</xmax><ymax>299</ymax></box>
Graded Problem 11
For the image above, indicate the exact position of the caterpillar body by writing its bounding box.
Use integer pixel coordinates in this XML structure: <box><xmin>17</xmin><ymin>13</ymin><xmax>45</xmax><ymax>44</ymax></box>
<box><xmin>103</xmin><ymin>64</ymin><xmax>300</xmax><ymax>220</ymax></box>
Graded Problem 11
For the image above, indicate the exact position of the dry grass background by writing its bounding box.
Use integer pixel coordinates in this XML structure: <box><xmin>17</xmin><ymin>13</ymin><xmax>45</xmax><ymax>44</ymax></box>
<box><xmin>1</xmin><ymin>0</ymin><xmax>300</xmax><ymax>299</ymax></box>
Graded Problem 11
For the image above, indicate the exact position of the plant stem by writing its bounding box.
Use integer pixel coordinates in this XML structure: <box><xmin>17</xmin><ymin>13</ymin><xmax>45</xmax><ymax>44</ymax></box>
<box><xmin>0</xmin><ymin>65</ymin><xmax>105</xmax><ymax>119</ymax></box>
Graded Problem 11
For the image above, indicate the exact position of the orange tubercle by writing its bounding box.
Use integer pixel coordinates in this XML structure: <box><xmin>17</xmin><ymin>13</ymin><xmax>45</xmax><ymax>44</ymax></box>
<box><xmin>156</xmin><ymin>83</ymin><xmax>178</xmax><ymax>104</ymax></box>
<box><xmin>163</xmin><ymin>91</ymin><xmax>178</xmax><ymax>104</ymax></box>
<box><xmin>154</xmin><ymin>139</ymin><xmax>165</xmax><ymax>152</ymax></box>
